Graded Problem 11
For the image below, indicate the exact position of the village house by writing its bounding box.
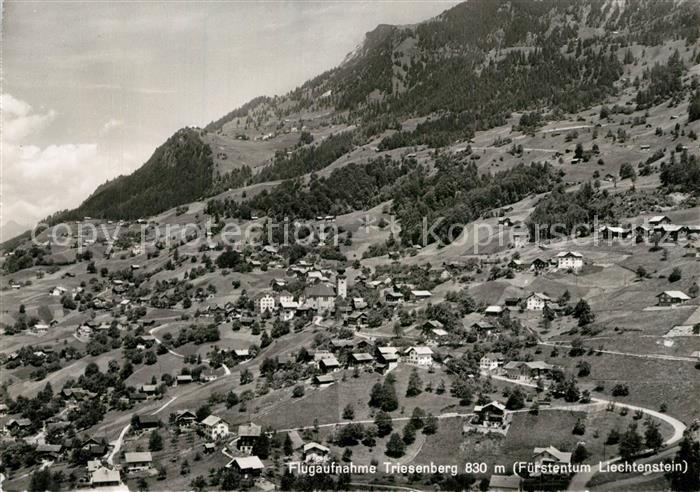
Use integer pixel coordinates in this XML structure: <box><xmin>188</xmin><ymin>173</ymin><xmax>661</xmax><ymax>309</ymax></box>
<box><xmin>403</xmin><ymin>346</ymin><xmax>434</xmax><ymax>366</ymax></box>
<box><xmin>526</xmin><ymin>292</ymin><xmax>552</xmax><ymax>311</ymax></box>
<box><xmin>384</xmin><ymin>289</ymin><xmax>405</xmax><ymax>305</ymax></box>
<box><xmin>488</xmin><ymin>474</ymin><xmax>522</xmax><ymax>492</ymax></box>
<box><xmin>287</xmin><ymin>431</ymin><xmax>305</xmax><ymax>452</ymax></box>
<box><xmin>176</xmin><ymin>374</ymin><xmax>193</xmax><ymax>385</ymax></box>
<box><xmin>90</xmin><ymin>466</ymin><xmax>121</xmax><ymax>487</ymax></box>
<box><xmin>200</xmin><ymin>415</ymin><xmax>230</xmax><ymax>440</ymax></box>
<box><xmin>469</xmin><ymin>320</ymin><xmax>498</xmax><ymax>339</ymax></box>
<box><xmin>254</xmin><ymin>293</ymin><xmax>276</xmax><ymax>313</ymax></box>
<box><xmin>350</xmin><ymin>352</ymin><xmax>374</xmax><ymax>367</ymax></box>
<box><xmin>133</xmin><ymin>414</ymin><xmax>160</xmax><ymax>431</ymax></box>
<box><xmin>352</xmin><ymin>297</ymin><xmax>367</xmax><ymax>310</ymax></box>
<box><xmin>656</xmin><ymin>290</ymin><xmax>691</xmax><ymax>306</ymax></box>
<box><xmin>228</xmin><ymin>456</ymin><xmax>264</xmax><ymax>478</ymax></box>
<box><xmin>504</xmin><ymin>361</ymin><xmax>555</xmax><ymax>380</ymax></box>
<box><xmin>237</xmin><ymin>423</ymin><xmax>262</xmax><ymax>454</ymax></box>
<box><xmin>174</xmin><ymin>410</ymin><xmax>198</xmax><ymax>427</ymax></box>
<box><xmin>479</xmin><ymin>352</ymin><xmax>505</xmax><ymax>371</ymax></box>
<box><xmin>485</xmin><ymin>305</ymin><xmax>504</xmax><ymax>316</ymax></box>
<box><xmin>498</xmin><ymin>217</ymin><xmax>514</xmax><ymax>227</ymax></box>
<box><xmin>599</xmin><ymin>225</ymin><xmax>629</xmax><ymax>239</ymax></box>
<box><xmin>656</xmin><ymin>224</ymin><xmax>687</xmax><ymax>241</ymax></box>
<box><xmin>36</xmin><ymin>443</ymin><xmax>63</xmax><ymax>460</ymax></box>
<box><xmin>410</xmin><ymin>290</ymin><xmax>432</xmax><ymax>301</ymax></box>
<box><xmin>313</xmin><ymin>374</ymin><xmax>335</xmax><ymax>387</ymax></box>
<box><xmin>124</xmin><ymin>452</ymin><xmax>153</xmax><ymax>472</ymax></box>
<box><xmin>302</xmin><ymin>283</ymin><xmax>336</xmax><ymax>311</ymax></box>
<box><xmin>472</xmin><ymin>401</ymin><xmax>508</xmax><ymax>428</ymax></box>
<box><xmin>512</xmin><ymin>230</ymin><xmax>529</xmax><ymax>248</ymax></box>
<box><xmin>556</xmin><ymin>251</ymin><xmax>583</xmax><ymax>271</ymax></box>
<box><xmin>319</xmin><ymin>355</ymin><xmax>341</xmax><ymax>373</ymax></box>
<box><xmin>648</xmin><ymin>215</ymin><xmax>672</xmax><ymax>227</ymax></box>
<box><xmin>303</xmin><ymin>442</ymin><xmax>330</xmax><ymax>463</ymax></box>
<box><xmin>376</xmin><ymin>346</ymin><xmax>400</xmax><ymax>371</ymax></box>
<box><xmin>346</xmin><ymin>311</ymin><xmax>368</xmax><ymax>328</ymax></box>
<box><xmin>279</xmin><ymin>300</ymin><xmax>299</xmax><ymax>321</ymax></box>
<box><xmin>531</xmin><ymin>446</ymin><xmax>572</xmax><ymax>476</ymax></box>
<box><xmin>530</xmin><ymin>258</ymin><xmax>548</xmax><ymax>272</ymax></box>
<box><xmin>635</xmin><ymin>225</ymin><xmax>652</xmax><ymax>238</ymax></box>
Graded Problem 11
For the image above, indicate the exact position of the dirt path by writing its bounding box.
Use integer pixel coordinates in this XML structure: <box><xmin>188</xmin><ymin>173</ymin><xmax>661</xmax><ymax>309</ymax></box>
<box><xmin>106</xmin><ymin>423</ymin><xmax>130</xmax><ymax>465</ymax></box>
<box><xmin>539</xmin><ymin>341</ymin><xmax>698</xmax><ymax>362</ymax></box>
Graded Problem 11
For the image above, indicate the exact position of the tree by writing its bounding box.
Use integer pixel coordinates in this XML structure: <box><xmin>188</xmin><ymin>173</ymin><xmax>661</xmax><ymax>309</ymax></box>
<box><xmin>410</xmin><ymin>407</ymin><xmax>426</xmax><ymax>429</ymax></box>
<box><xmin>402</xmin><ymin>423</ymin><xmax>416</xmax><ymax>445</ymax></box>
<box><xmin>406</xmin><ymin>368</ymin><xmax>423</xmax><ymax>397</ymax></box>
<box><xmin>252</xmin><ymin>433</ymin><xmax>270</xmax><ymax>459</ymax></box>
<box><xmin>572</xmin><ymin>444</ymin><xmax>589</xmax><ymax>464</ymax></box>
<box><xmin>292</xmin><ymin>385</ymin><xmax>305</xmax><ymax>398</ymax></box>
<box><xmin>667</xmin><ymin>434</ymin><xmax>700</xmax><ymax>490</ymax></box>
<box><xmin>385</xmin><ymin>433</ymin><xmax>405</xmax><ymax>458</ymax></box>
<box><xmin>342</xmin><ymin>448</ymin><xmax>353</xmax><ymax>462</ymax></box>
<box><xmin>220</xmin><ymin>469</ymin><xmax>241</xmax><ymax>491</ymax></box>
<box><xmin>689</xmin><ymin>90</ymin><xmax>700</xmax><ymax>123</ymax></box>
<box><xmin>375</xmin><ymin>411</ymin><xmax>393</xmax><ymax>437</ymax></box>
<box><xmin>573</xmin><ymin>299</ymin><xmax>595</xmax><ymax>327</ymax></box>
<box><xmin>283</xmin><ymin>434</ymin><xmax>293</xmax><ymax>456</ymax></box>
<box><xmin>423</xmin><ymin>413</ymin><xmax>439</xmax><ymax>434</ymax></box>
<box><xmin>226</xmin><ymin>391</ymin><xmax>239</xmax><ymax>408</ymax></box>
<box><xmin>149</xmin><ymin>431</ymin><xmax>163</xmax><ymax>451</ymax></box>
<box><xmin>190</xmin><ymin>475</ymin><xmax>207</xmax><ymax>492</ymax></box>
<box><xmin>619</xmin><ymin>162</ymin><xmax>636</xmax><ymax>180</ymax></box>
<box><xmin>669</xmin><ymin>267</ymin><xmax>682</xmax><ymax>283</ymax></box>
<box><xmin>506</xmin><ymin>388</ymin><xmax>525</xmax><ymax>410</ymax></box>
<box><xmin>606</xmin><ymin>428</ymin><xmax>620</xmax><ymax>445</ymax></box>
<box><xmin>572</xmin><ymin>418</ymin><xmax>586</xmax><ymax>435</ymax></box>
<box><xmin>342</xmin><ymin>404</ymin><xmax>355</xmax><ymax>420</ymax></box>
<box><xmin>619</xmin><ymin>423</ymin><xmax>643</xmax><ymax>461</ymax></box>
<box><xmin>644</xmin><ymin>420</ymin><xmax>663</xmax><ymax>452</ymax></box>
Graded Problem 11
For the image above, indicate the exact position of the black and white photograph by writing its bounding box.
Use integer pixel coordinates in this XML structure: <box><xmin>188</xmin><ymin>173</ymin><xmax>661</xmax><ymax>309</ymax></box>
<box><xmin>1</xmin><ymin>1</ymin><xmax>700</xmax><ymax>490</ymax></box>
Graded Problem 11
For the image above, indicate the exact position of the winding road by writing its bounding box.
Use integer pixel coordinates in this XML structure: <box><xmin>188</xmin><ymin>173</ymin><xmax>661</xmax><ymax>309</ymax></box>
<box><xmin>482</xmin><ymin>372</ymin><xmax>687</xmax><ymax>491</ymax></box>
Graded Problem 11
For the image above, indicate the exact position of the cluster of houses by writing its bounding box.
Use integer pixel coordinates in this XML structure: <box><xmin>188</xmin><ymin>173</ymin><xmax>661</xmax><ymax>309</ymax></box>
<box><xmin>600</xmin><ymin>215</ymin><xmax>700</xmax><ymax>242</ymax></box>
<box><xmin>479</xmin><ymin>353</ymin><xmax>558</xmax><ymax>382</ymax></box>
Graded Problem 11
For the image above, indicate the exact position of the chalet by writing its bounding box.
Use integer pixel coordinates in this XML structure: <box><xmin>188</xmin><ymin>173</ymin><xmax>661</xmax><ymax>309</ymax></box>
<box><xmin>254</xmin><ymin>293</ymin><xmax>276</xmax><ymax>313</ymax></box>
<box><xmin>176</xmin><ymin>374</ymin><xmax>193</xmax><ymax>385</ymax></box>
<box><xmin>504</xmin><ymin>361</ymin><xmax>555</xmax><ymax>380</ymax></box>
<box><xmin>5</xmin><ymin>418</ymin><xmax>31</xmax><ymax>433</ymax></box>
<box><xmin>313</xmin><ymin>374</ymin><xmax>335</xmax><ymax>387</ymax></box>
<box><xmin>599</xmin><ymin>225</ymin><xmax>628</xmax><ymax>239</ymax></box>
<box><xmin>488</xmin><ymin>474</ymin><xmax>522</xmax><ymax>492</ymax></box>
<box><xmin>508</xmin><ymin>259</ymin><xmax>525</xmax><ymax>271</ymax></box>
<box><xmin>421</xmin><ymin>320</ymin><xmax>444</xmax><ymax>332</ymax></box>
<box><xmin>469</xmin><ymin>320</ymin><xmax>497</xmax><ymax>338</ymax></box>
<box><xmin>656</xmin><ymin>224</ymin><xmax>687</xmax><ymax>241</ymax></box>
<box><xmin>233</xmin><ymin>349</ymin><xmax>251</xmax><ymax>361</ymax></box>
<box><xmin>479</xmin><ymin>352</ymin><xmax>504</xmax><ymax>371</ymax></box>
<box><xmin>203</xmin><ymin>442</ymin><xmax>217</xmax><ymax>454</ymax></box>
<box><xmin>346</xmin><ymin>312</ymin><xmax>368</xmax><ymax>328</ymax></box>
<box><xmin>472</xmin><ymin>401</ymin><xmax>507</xmax><ymax>427</ymax></box>
<box><xmin>174</xmin><ymin>410</ymin><xmax>198</xmax><ymax>427</ymax></box>
<box><xmin>303</xmin><ymin>442</ymin><xmax>330</xmax><ymax>463</ymax></box>
<box><xmin>530</xmin><ymin>258</ymin><xmax>548</xmax><ymax>272</ymax></box>
<box><xmin>556</xmin><ymin>251</ymin><xmax>583</xmax><ymax>271</ymax></box>
<box><xmin>319</xmin><ymin>356</ymin><xmax>341</xmax><ymax>373</ymax></box>
<box><xmin>504</xmin><ymin>297</ymin><xmax>522</xmax><ymax>308</ymax></box>
<box><xmin>90</xmin><ymin>466</ymin><xmax>121</xmax><ymax>487</ymax></box>
<box><xmin>635</xmin><ymin>225</ymin><xmax>652</xmax><ymax>238</ymax></box>
<box><xmin>376</xmin><ymin>346</ymin><xmax>400</xmax><ymax>368</ymax></box>
<box><xmin>133</xmin><ymin>415</ymin><xmax>160</xmax><ymax>430</ymax></box>
<box><xmin>531</xmin><ymin>446</ymin><xmax>572</xmax><ymax>476</ymax></box>
<box><xmin>384</xmin><ymin>290</ymin><xmax>405</xmax><ymax>305</ymax></box>
<box><xmin>484</xmin><ymin>305</ymin><xmax>504</xmax><ymax>316</ymax></box>
<box><xmin>648</xmin><ymin>215</ymin><xmax>671</xmax><ymax>227</ymax></box>
<box><xmin>656</xmin><ymin>291</ymin><xmax>690</xmax><ymax>306</ymax></box>
<box><xmin>228</xmin><ymin>456</ymin><xmax>264</xmax><ymax>478</ymax></box>
<box><xmin>200</xmin><ymin>415</ymin><xmax>229</xmax><ymax>440</ymax></box>
<box><xmin>350</xmin><ymin>353</ymin><xmax>374</xmax><ymax>366</ymax></box>
<box><xmin>36</xmin><ymin>443</ymin><xmax>63</xmax><ymax>459</ymax></box>
<box><xmin>512</xmin><ymin>230</ymin><xmax>529</xmax><ymax>248</ymax></box>
<box><xmin>410</xmin><ymin>290</ymin><xmax>432</xmax><ymax>301</ymax></box>
<box><xmin>50</xmin><ymin>286</ymin><xmax>67</xmax><ymax>297</ymax></box>
<box><xmin>330</xmin><ymin>339</ymin><xmax>354</xmax><ymax>352</ymax></box>
<box><xmin>237</xmin><ymin>423</ymin><xmax>262</xmax><ymax>454</ymax></box>
<box><xmin>140</xmin><ymin>384</ymin><xmax>157</xmax><ymax>396</ymax></box>
<box><xmin>403</xmin><ymin>346</ymin><xmax>433</xmax><ymax>366</ymax></box>
<box><xmin>526</xmin><ymin>293</ymin><xmax>551</xmax><ymax>311</ymax></box>
<box><xmin>124</xmin><ymin>452</ymin><xmax>152</xmax><ymax>472</ymax></box>
<box><xmin>302</xmin><ymin>283</ymin><xmax>336</xmax><ymax>311</ymax></box>
<box><xmin>427</xmin><ymin>328</ymin><xmax>449</xmax><ymax>341</ymax></box>
<box><xmin>279</xmin><ymin>300</ymin><xmax>299</xmax><ymax>321</ymax></box>
<box><xmin>352</xmin><ymin>297</ymin><xmax>367</xmax><ymax>310</ymax></box>
<box><xmin>81</xmin><ymin>438</ymin><xmax>107</xmax><ymax>458</ymax></box>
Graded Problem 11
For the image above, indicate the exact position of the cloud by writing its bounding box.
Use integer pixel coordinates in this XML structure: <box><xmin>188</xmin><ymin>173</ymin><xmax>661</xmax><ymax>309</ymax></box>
<box><xmin>101</xmin><ymin>117</ymin><xmax>124</xmax><ymax>135</ymax></box>
<box><xmin>1</xmin><ymin>93</ymin><xmax>56</xmax><ymax>141</ymax></box>
<box><xmin>1</xmin><ymin>93</ymin><xmax>112</xmax><ymax>226</ymax></box>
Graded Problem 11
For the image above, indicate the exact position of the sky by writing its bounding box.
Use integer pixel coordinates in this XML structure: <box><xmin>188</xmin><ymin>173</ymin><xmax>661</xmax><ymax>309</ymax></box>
<box><xmin>1</xmin><ymin>0</ymin><xmax>457</xmax><ymax>237</ymax></box>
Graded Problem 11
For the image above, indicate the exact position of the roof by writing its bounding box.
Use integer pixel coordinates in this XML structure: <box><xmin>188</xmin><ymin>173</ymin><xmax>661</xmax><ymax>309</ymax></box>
<box><xmin>489</xmin><ymin>474</ymin><xmax>521</xmax><ymax>490</ymax></box>
<box><xmin>320</xmin><ymin>355</ymin><xmax>340</xmax><ymax>367</ymax></box>
<box><xmin>556</xmin><ymin>251</ymin><xmax>583</xmax><ymax>258</ymax></box>
<box><xmin>649</xmin><ymin>215</ymin><xmax>670</xmax><ymax>223</ymax></box>
<box><xmin>533</xmin><ymin>446</ymin><xmax>572</xmax><ymax>464</ymax></box>
<box><xmin>431</xmin><ymin>328</ymin><xmax>449</xmax><ymax>337</ymax></box>
<box><xmin>305</xmin><ymin>283</ymin><xmax>335</xmax><ymax>298</ymax></box>
<box><xmin>230</xmin><ymin>456</ymin><xmax>264</xmax><ymax>470</ymax></box>
<box><xmin>201</xmin><ymin>415</ymin><xmax>223</xmax><ymax>427</ymax></box>
<box><xmin>303</xmin><ymin>442</ymin><xmax>330</xmax><ymax>454</ymax></box>
<box><xmin>658</xmin><ymin>290</ymin><xmax>690</xmax><ymax>300</ymax></box>
<box><xmin>411</xmin><ymin>290</ymin><xmax>432</xmax><ymax>297</ymax></box>
<box><xmin>314</xmin><ymin>374</ymin><xmax>335</xmax><ymax>384</ymax></box>
<box><xmin>238</xmin><ymin>423</ymin><xmax>262</xmax><ymax>437</ymax></box>
<box><xmin>288</xmin><ymin>430</ymin><xmax>305</xmax><ymax>450</ymax></box>
<box><xmin>91</xmin><ymin>467</ymin><xmax>121</xmax><ymax>484</ymax></box>
<box><xmin>124</xmin><ymin>451</ymin><xmax>152</xmax><ymax>463</ymax></box>
<box><xmin>481</xmin><ymin>352</ymin><xmax>504</xmax><ymax>361</ymax></box>
<box><xmin>528</xmin><ymin>292</ymin><xmax>552</xmax><ymax>301</ymax></box>
<box><xmin>406</xmin><ymin>346</ymin><xmax>433</xmax><ymax>356</ymax></box>
<box><xmin>474</xmin><ymin>401</ymin><xmax>506</xmax><ymax>413</ymax></box>
<box><xmin>485</xmin><ymin>305</ymin><xmax>503</xmax><ymax>313</ymax></box>
<box><xmin>352</xmin><ymin>353</ymin><xmax>374</xmax><ymax>362</ymax></box>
